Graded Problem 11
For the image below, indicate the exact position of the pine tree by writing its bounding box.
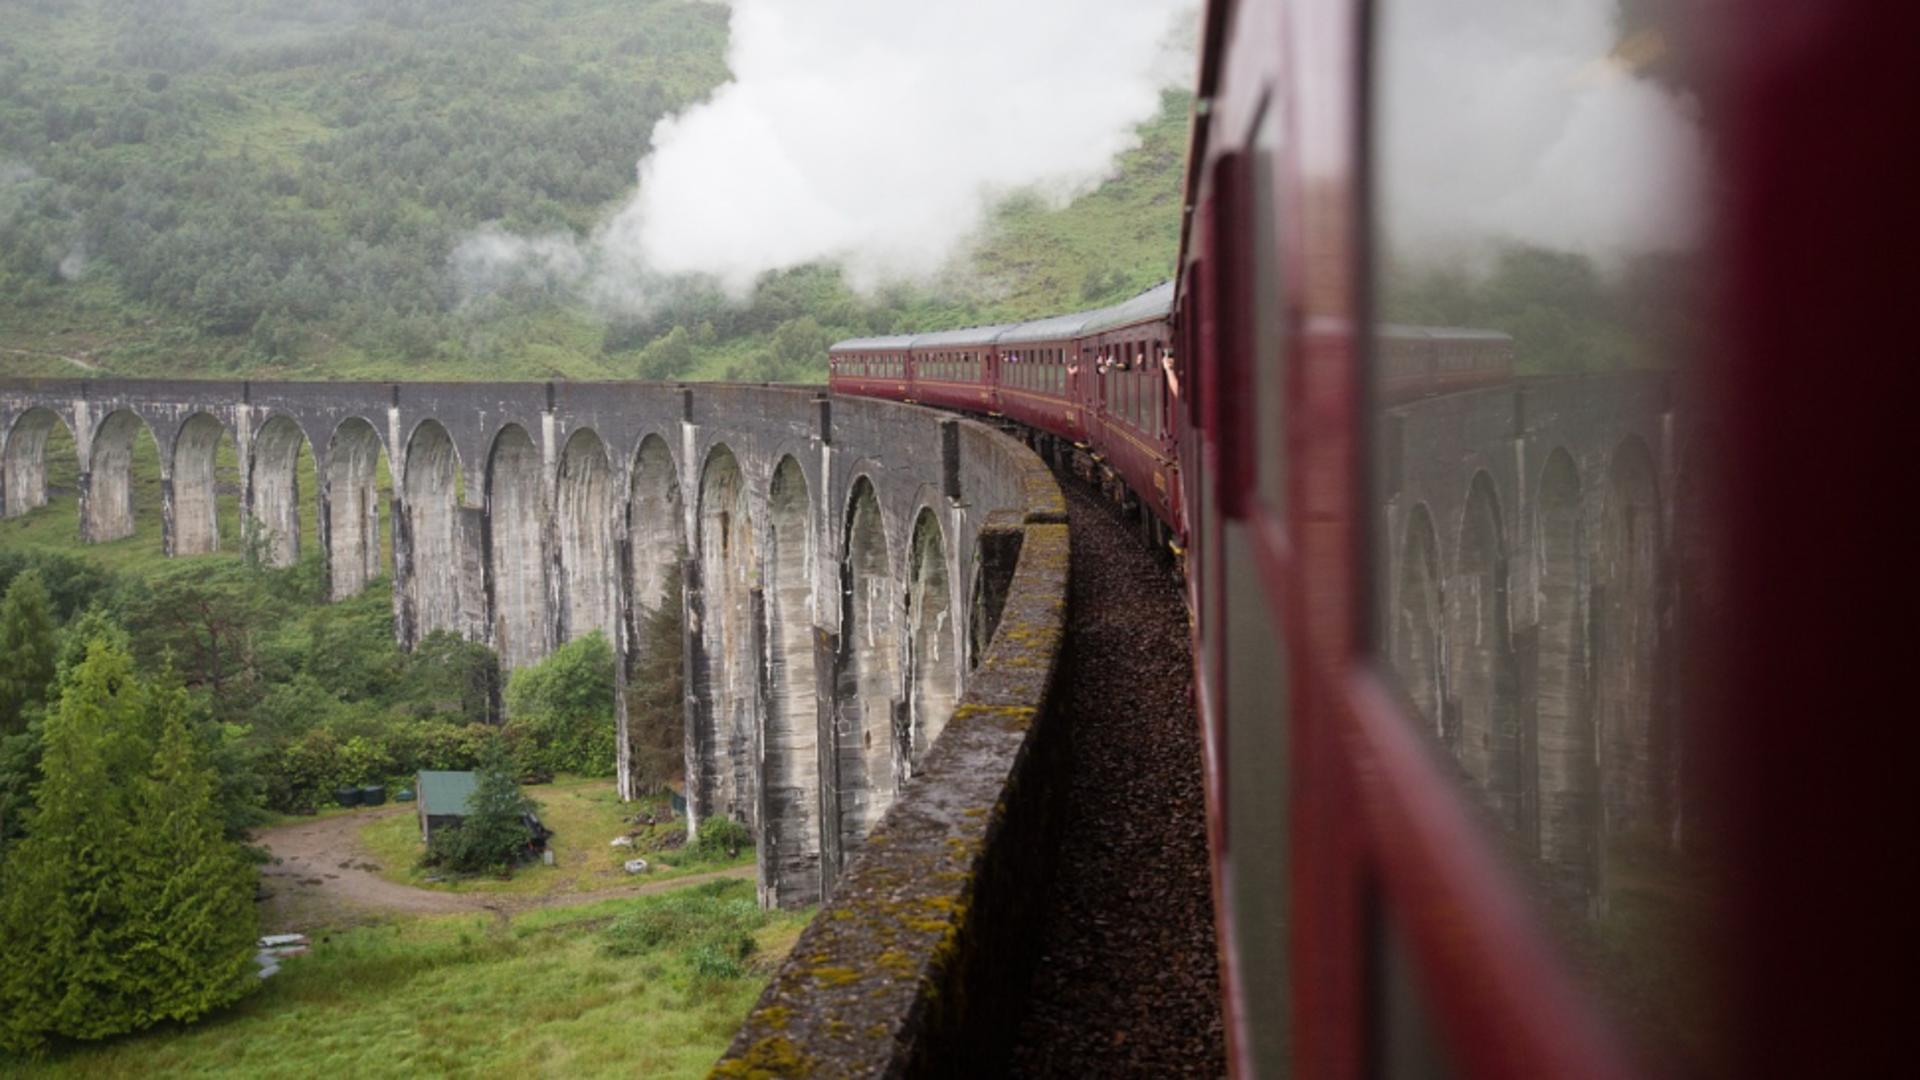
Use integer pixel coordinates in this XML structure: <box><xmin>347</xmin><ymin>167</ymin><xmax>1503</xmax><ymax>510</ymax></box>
<box><xmin>0</xmin><ymin>570</ymin><xmax>59</xmax><ymax>735</ymax></box>
<box><xmin>426</xmin><ymin>744</ymin><xmax>535</xmax><ymax>875</ymax></box>
<box><xmin>53</xmin><ymin>605</ymin><xmax>132</xmax><ymax>686</ymax></box>
<box><xmin>626</xmin><ymin>568</ymin><xmax>686</xmax><ymax>794</ymax></box>
<box><xmin>0</xmin><ymin>640</ymin><xmax>152</xmax><ymax>1053</ymax></box>
<box><xmin>0</xmin><ymin>640</ymin><xmax>256</xmax><ymax>1054</ymax></box>
<box><xmin>123</xmin><ymin>682</ymin><xmax>258</xmax><ymax>1027</ymax></box>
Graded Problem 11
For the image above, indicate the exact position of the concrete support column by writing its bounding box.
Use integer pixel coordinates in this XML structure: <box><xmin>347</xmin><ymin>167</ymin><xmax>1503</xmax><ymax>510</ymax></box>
<box><xmin>325</xmin><ymin>420</ymin><xmax>386</xmax><ymax>601</ymax></box>
<box><xmin>159</xmin><ymin>468</ymin><xmax>178</xmax><ymax>557</ymax></box>
<box><xmin>79</xmin><ymin>407</ymin><xmax>140</xmax><ymax>545</ymax></box>
<box><xmin>456</xmin><ymin>500</ymin><xmax>490</xmax><ymax>646</ymax></box>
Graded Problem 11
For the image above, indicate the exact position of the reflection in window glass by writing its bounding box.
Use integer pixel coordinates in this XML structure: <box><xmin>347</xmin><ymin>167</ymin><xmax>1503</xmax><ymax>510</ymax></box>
<box><xmin>1371</xmin><ymin>0</ymin><xmax>1717</xmax><ymax>1071</ymax></box>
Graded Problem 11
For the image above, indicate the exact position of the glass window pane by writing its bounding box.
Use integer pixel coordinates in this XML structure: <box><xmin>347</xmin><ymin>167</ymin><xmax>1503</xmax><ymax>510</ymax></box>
<box><xmin>1370</xmin><ymin>0</ymin><xmax>1717</xmax><ymax>1070</ymax></box>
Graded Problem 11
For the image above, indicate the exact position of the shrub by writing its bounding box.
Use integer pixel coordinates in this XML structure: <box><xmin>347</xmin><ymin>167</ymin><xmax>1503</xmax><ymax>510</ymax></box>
<box><xmin>692</xmin><ymin>815</ymin><xmax>752</xmax><ymax>859</ymax></box>
<box><xmin>688</xmin><ymin>941</ymin><xmax>748</xmax><ymax>980</ymax></box>
<box><xmin>601</xmin><ymin>879</ymin><xmax>764</xmax><ymax>976</ymax></box>
<box><xmin>267</xmin><ymin>726</ymin><xmax>345</xmax><ymax>812</ymax></box>
<box><xmin>403</xmin><ymin>632</ymin><xmax>500</xmax><ymax>726</ymax></box>
<box><xmin>337</xmin><ymin>734</ymin><xmax>396</xmax><ymax>787</ymax></box>
<box><xmin>385</xmin><ymin>719</ymin><xmax>499</xmax><ymax>777</ymax></box>
<box><xmin>503</xmin><ymin>632</ymin><xmax>616</xmax><ymax>777</ymax></box>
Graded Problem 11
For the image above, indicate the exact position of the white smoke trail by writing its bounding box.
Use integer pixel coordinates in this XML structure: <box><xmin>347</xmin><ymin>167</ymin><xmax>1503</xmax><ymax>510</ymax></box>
<box><xmin>454</xmin><ymin>0</ymin><xmax>1197</xmax><ymax>310</ymax></box>
<box><xmin>604</xmin><ymin>0</ymin><xmax>1195</xmax><ymax>294</ymax></box>
<box><xmin>1377</xmin><ymin>0</ymin><xmax>1703</xmax><ymax>269</ymax></box>
<box><xmin>449</xmin><ymin>225</ymin><xmax>591</xmax><ymax>306</ymax></box>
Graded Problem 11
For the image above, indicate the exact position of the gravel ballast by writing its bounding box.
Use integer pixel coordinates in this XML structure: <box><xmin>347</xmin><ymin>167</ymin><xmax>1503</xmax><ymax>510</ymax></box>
<box><xmin>1008</xmin><ymin>479</ymin><xmax>1226</xmax><ymax>1077</ymax></box>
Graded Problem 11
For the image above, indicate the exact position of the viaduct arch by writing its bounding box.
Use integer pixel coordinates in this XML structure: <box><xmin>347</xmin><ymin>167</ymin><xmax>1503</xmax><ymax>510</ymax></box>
<box><xmin>1</xmin><ymin>372</ymin><xmax>1678</xmax><ymax>917</ymax></box>
<box><xmin>1378</xmin><ymin>372</ymin><xmax>1680</xmax><ymax>912</ymax></box>
<box><xmin>0</xmin><ymin>378</ymin><xmax>1052</xmax><ymax>910</ymax></box>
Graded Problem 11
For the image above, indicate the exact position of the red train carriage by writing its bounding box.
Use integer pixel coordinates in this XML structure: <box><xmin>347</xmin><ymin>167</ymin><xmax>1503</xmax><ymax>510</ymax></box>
<box><xmin>829</xmin><ymin>3</ymin><xmax>1910</xmax><ymax>1072</ymax></box>
<box><xmin>994</xmin><ymin>310</ymin><xmax>1099</xmax><ymax>442</ymax></box>
<box><xmin>905</xmin><ymin>325</ymin><xmax>1006</xmax><ymax>414</ymax></box>
<box><xmin>829</xmin><ymin>283</ymin><xmax>1186</xmax><ymax>540</ymax></box>
<box><xmin>1173</xmin><ymin>0</ymin><xmax>1910</xmax><ymax>1077</ymax></box>
<box><xmin>1076</xmin><ymin>283</ymin><xmax>1183</xmax><ymax>537</ymax></box>
<box><xmin>824</xmin><ymin>335</ymin><xmax>914</xmax><ymax>402</ymax></box>
<box><xmin>1375</xmin><ymin>325</ymin><xmax>1514</xmax><ymax>403</ymax></box>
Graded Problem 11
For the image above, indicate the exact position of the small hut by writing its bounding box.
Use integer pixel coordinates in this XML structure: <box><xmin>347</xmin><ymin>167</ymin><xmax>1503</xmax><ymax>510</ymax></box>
<box><xmin>416</xmin><ymin>770</ymin><xmax>479</xmax><ymax>844</ymax></box>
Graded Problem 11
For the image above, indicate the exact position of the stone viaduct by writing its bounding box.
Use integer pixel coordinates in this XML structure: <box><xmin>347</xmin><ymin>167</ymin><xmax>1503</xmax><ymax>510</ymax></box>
<box><xmin>1376</xmin><ymin>370</ymin><xmax>1693</xmax><ymax>910</ymax></box>
<box><xmin>1</xmin><ymin>369</ymin><xmax>1684</xmax><ymax>1067</ymax></box>
<box><xmin>0</xmin><ymin>377</ymin><xmax>1059</xmax><ymax>910</ymax></box>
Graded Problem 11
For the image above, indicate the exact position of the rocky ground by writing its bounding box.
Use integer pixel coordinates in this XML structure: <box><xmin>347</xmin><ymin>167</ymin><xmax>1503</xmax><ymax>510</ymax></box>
<box><xmin>1009</xmin><ymin>479</ymin><xmax>1226</xmax><ymax>1077</ymax></box>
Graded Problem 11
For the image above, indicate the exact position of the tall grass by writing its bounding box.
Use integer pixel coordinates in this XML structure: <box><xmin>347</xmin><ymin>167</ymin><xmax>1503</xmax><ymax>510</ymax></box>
<box><xmin>5</xmin><ymin>880</ymin><xmax>809</xmax><ymax>1079</ymax></box>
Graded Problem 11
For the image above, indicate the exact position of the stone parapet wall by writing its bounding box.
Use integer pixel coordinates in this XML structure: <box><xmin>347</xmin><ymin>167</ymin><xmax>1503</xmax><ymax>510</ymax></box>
<box><xmin>716</xmin><ymin>437</ymin><xmax>1070</xmax><ymax>1079</ymax></box>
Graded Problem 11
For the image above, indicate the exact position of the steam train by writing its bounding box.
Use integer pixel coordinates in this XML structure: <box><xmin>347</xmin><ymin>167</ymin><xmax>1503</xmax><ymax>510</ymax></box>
<box><xmin>829</xmin><ymin>287</ymin><xmax>1514</xmax><ymax>553</ymax></box>
<box><xmin>831</xmin><ymin>0</ymin><xmax>1910</xmax><ymax>1076</ymax></box>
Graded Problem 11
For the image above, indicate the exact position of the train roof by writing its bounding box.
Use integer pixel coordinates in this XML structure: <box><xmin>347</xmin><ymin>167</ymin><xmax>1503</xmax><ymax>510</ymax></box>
<box><xmin>1080</xmin><ymin>281</ymin><xmax>1176</xmax><ymax>334</ymax></box>
<box><xmin>829</xmin><ymin>283</ymin><xmax>1176</xmax><ymax>355</ymax></box>
<box><xmin>909</xmin><ymin>324</ymin><xmax>1014</xmax><ymax>349</ymax></box>
<box><xmin>995</xmin><ymin>310</ymin><xmax>1100</xmax><ymax>346</ymax></box>
<box><xmin>997</xmin><ymin>282</ymin><xmax>1175</xmax><ymax>346</ymax></box>
<box><xmin>831</xmin><ymin>334</ymin><xmax>917</xmax><ymax>352</ymax></box>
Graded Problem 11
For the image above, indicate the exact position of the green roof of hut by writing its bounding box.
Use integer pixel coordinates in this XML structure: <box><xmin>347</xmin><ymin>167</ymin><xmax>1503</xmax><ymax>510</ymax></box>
<box><xmin>416</xmin><ymin>770</ymin><xmax>479</xmax><ymax>818</ymax></box>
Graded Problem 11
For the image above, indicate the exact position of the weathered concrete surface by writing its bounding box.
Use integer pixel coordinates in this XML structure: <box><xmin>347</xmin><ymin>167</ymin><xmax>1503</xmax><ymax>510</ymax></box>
<box><xmin>1376</xmin><ymin>372</ymin><xmax>1684</xmax><ymax>906</ymax></box>
<box><xmin>0</xmin><ymin>377</ymin><xmax>1034</xmax><ymax>916</ymax></box>
<box><xmin>169</xmin><ymin>412</ymin><xmax>229</xmax><ymax>556</ymax></box>
<box><xmin>715</xmin><ymin>448</ymin><xmax>1069</xmax><ymax>1080</ymax></box>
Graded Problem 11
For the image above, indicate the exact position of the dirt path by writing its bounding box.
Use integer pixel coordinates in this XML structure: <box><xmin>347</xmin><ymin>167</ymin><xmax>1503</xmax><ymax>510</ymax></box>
<box><xmin>253</xmin><ymin>807</ymin><xmax>754</xmax><ymax>930</ymax></box>
<box><xmin>1</xmin><ymin>345</ymin><xmax>101</xmax><ymax>372</ymax></box>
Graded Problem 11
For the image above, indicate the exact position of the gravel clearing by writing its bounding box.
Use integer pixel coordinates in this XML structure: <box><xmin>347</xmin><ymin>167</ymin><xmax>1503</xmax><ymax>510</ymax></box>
<box><xmin>1009</xmin><ymin>478</ymin><xmax>1226</xmax><ymax>1077</ymax></box>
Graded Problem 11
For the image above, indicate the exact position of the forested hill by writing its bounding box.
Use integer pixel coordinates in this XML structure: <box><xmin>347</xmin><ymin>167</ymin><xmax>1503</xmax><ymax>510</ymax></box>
<box><xmin>0</xmin><ymin>0</ymin><xmax>1189</xmax><ymax>383</ymax></box>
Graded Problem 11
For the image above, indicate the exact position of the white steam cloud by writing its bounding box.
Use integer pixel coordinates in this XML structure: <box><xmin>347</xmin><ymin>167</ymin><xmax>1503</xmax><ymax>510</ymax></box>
<box><xmin>451</xmin><ymin>225</ymin><xmax>589</xmax><ymax>301</ymax></box>
<box><xmin>609</xmin><ymin>0</ymin><xmax>1194</xmax><ymax>292</ymax></box>
<box><xmin>457</xmin><ymin>0</ymin><xmax>1196</xmax><ymax>309</ymax></box>
<box><xmin>1378</xmin><ymin>0</ymin><xmax>1703</xmax><ymax>268</ymax></box>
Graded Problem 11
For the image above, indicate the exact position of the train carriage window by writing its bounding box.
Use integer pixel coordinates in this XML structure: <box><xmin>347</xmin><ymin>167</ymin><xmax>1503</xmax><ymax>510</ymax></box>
<box><xmin>1369</xmin><ymin>0</ymin><xmax>1716</xmax><ymax>1072</ymax></box>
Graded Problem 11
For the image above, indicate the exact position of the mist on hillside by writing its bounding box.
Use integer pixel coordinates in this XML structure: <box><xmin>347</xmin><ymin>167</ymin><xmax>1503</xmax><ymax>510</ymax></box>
<box><xmin>466</xmin><ymin>0</ymin><xmax>1199</xmax><ymax>309</ymax></box>
<box><xmin>0</xmin><ymin>1</ymin><xmax>1197</xmax><ymax>378</ymax></box>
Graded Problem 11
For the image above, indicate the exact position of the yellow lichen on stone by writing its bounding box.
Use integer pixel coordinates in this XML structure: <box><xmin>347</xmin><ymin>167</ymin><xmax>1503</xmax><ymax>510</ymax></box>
<box><xmin>710</xmin><ymin>1035</ymin><xmax>815</xmax><ymax>1080</ymax></box>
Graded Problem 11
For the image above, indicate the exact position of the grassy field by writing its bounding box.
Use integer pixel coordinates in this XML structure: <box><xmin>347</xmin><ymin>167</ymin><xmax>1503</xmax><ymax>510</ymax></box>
<box><xmin>5</xmin><ymin>879</ymin><xmax>808</xmax><ymax>1079</ymax></box>
<box><xmin>357</xmin><ymin>776</ymin><xmax>751</xmax><ymax>897</ymax></box>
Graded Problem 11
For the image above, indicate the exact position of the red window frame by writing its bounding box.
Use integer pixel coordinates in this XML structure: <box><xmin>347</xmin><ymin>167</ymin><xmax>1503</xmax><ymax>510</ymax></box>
<box><xmin>1218</xmin><ymin>0</ymin><xmax>1917</xmax><ymax>1077</ymax></box>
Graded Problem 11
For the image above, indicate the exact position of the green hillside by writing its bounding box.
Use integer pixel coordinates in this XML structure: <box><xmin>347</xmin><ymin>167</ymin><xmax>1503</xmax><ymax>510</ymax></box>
<box><xmin>0</xmin><ymin>0</ymin><xmax>1190</xmax><ymax>383</ymax></box>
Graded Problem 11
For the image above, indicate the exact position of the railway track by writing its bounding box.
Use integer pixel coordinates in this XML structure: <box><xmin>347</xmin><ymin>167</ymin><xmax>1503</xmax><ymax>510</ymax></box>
<box><xmin>1008</xmin><ymin>478</ymin><xmax>1225</xmax><ymax>1077</ymax></box>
